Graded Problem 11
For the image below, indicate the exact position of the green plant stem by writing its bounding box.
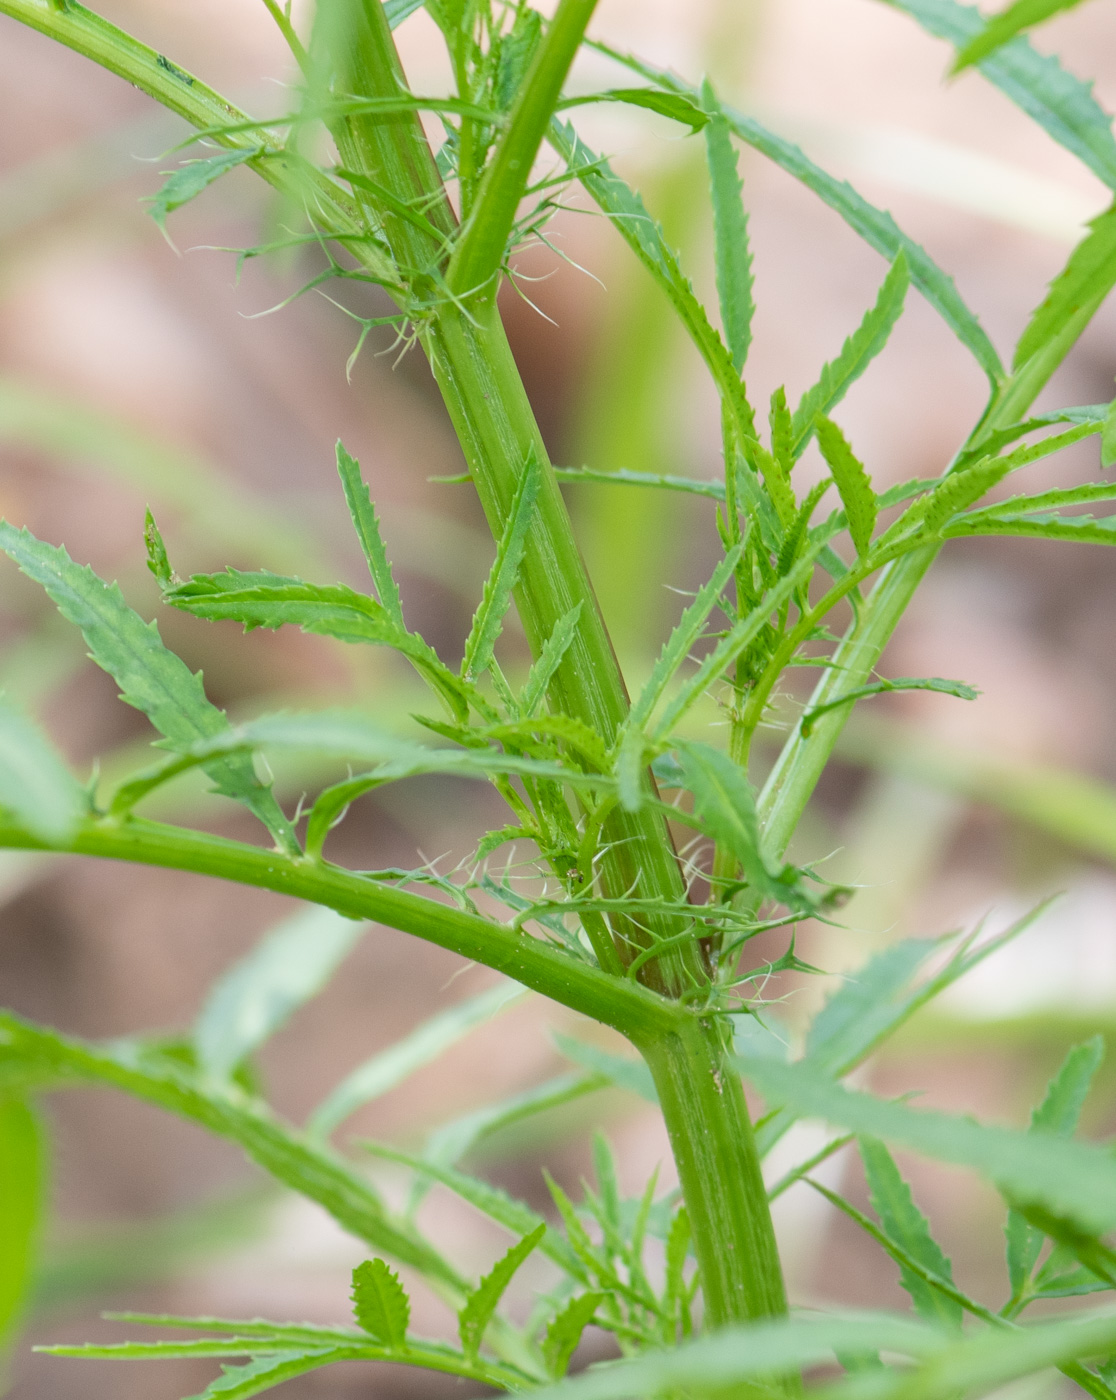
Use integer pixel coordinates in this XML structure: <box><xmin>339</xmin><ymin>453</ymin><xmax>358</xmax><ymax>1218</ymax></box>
<box><xmin>0</xmin><ymin>815</ymin><xmax>677</xmax><ymax>1041</ymax></box>
<box><xmin>638</xmin><ymin>1018</ymin><xmax>788</xmax><ymax>1327</ymax></box>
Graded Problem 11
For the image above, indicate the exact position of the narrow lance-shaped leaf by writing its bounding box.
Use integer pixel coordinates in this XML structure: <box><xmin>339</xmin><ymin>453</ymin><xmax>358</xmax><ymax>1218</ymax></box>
<box><xmin>458</xmin><ymin>1223</ymin><xmax>546</xmax><ymax>1358</ymax></box>
<box><xmin>309</xmin><ymin>981</ymin><xmax>524</xmax><ymax>1137</ymax></box>
<box><xmin>543</xmin><ymin>1292</ymin><xmax>605</xmax><ymax>1377</ymax></box>
<box><xmin>145</xmin><ymin>148</ymin><xmax>258</xmax><ymax>242</ymax></box>
<box><xmin>182</xmin><ymin>1352</ymin><xmax>340</xmax><ymax>1400</ymax></box>
<box><xmin>519</xmin><ymin>603</ymin><xmax>582</xmax><ymax>717</ymax></box>
<box><xmin>1103</xmin><ymin>395</ymin><xmax>1116</xmax><ymax>468</ymax></box>
<box><xmin>0</xmin><ymin>1097</ymin><xmax>44</xmax><ymax>1355</ymax></box>
<box><xmin>1006</xmin><ymin>1037</ymin><xmax>1105</xmax><ymax>1300</ymax></box>
<box><xmin>0</xmin><ymin>695</ymin><xmax>83</xmax><ymax>843</ymax></box>
<box><xmin>952</xmin><ymin>0</ymin><xmax>1093</xmax><ymax>73</ymax></box>
<box><xmin>0</xmin><ymin>523</ymin><xmax>294</xmax><ymax>850</ymax></box>
<box><xmin>737</xmin><ymin>1054</ymin><xmax>1116</xmax><ymax>1237</ymax></box>
<box><xmin>860</xmin><ymin>1137</ymin><xmax>963</xmax><ymax>1329</ymax></box>
<box><xmin>351</xmin><ymin>1258</ymin><xmax>409</xmax><ymax>1345</ymax></box>
<box><xmin>703</xmin><ymin>87</ymin><xmax>754</xmax><ymax>372</ymax></box>
<box><xmin>792</xmin><ymin>252</ymin><xmax>910</xmax><ymax>458</ymax></box>
<box><xmin>461</xmin><ymin>450</ymin><xmax>541</xmax><ymax>681</ymax></box>
<box><xmin>1014</xmin><ymin>204</ymin><xmax>1116</xmax><ymax>371</ymax></box>
<box><xmin>194</xmin><ymin>907</ymin><xmax>366</xmax><ymax>1083</ymax></box>
<box><xmin>336</xmin><ymin>442</ymin><xmax>404</xmax><ymax>626</ymax></box>
<box><xmin>878</xmin><ymin>0</ymin><xmax>1116</xmax><ymax>191</ymax></box>
<box><xmin>815</xmin><ymin>417</ymin><xmax>877</xmax><ymax>557</ymax></box>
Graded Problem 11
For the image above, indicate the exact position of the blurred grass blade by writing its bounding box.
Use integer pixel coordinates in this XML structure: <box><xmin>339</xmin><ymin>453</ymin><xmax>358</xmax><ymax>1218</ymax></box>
<box><xmin>792</xmin><ymin>253</ymin><xmax>909</xmax><ymax>458</ymax></box>
<box><xmin>952</xmin><ymin>0</ymin><xmax>1092</xmax><ymax>73</ymax></box>
<box><xmin>0</xmin><ymin>1098</ymin><xmax>45</xmax><ymax>1362</ymax></box>
<box><xmin>553</xmin><ymin>1034</ymin><xmax>658</xmax><ymax>1103</ymax></box>
<box><xmin>310</xmin><ymin>982</ymin><xmax>525</xmax><ymax>1138</ymax></box>
<box><xmin>0</xmin><ymin>524</ymin><xmax>294</xmax><ymax>850</ymax></box>
<box><xmin>0</xmin><ymin>695</ymin><xmax>83</xmax><ymax>843</ymax></box>
<box><xmin>878</xmin><ymin>0</ymin><xmax>1116</xmax><ymax>190</ymax></box>
<box><xmin>336</xmin><ymin>443</ymin><xmax>404</xmax><ymax>626</ymax></box>
<box><xmin>737</xmin><ymin>1054</ymin><xmax>1116</xmax><ymax>1236</ymax></box>
<box><xmin>194</xmin><ymin>907</ymin><xmax>366</xmax><ymax>1083</ymax></box>
<box><xmin>860</xmin><ymin>1138</ymin><xmax>964</xmax><ymax>1328</ymax></box>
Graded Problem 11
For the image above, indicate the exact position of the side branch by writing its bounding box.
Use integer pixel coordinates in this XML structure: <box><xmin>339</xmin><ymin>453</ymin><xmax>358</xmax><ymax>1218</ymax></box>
<box><xmin>0</xmin><ymin>816</ymin><xmax>681</xmax><ymax>1040</ymax></box>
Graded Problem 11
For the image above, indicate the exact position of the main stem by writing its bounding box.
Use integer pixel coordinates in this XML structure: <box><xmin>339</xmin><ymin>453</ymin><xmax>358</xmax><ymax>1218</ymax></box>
<box><xmin>328</xmin><ymin>0</ymin><xmax>788</xmax><ymax>1330</ymax></box>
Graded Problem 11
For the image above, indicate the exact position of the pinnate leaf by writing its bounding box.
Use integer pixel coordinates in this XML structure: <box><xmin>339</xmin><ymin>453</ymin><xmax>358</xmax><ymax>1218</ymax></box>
<box><xmin>458</xmin><ymin>1223</ymin><xmax>546</xmax><ymax>1357</ymax></box>
<box><xmin>543</xmin><ymin>1292</ymin><xmax>605</xmax><ymax>1377</ymax></box>
<box><xmin>1014</xmin><ymin>204</ymin><xmax>1116</xmax><ymax>370</ymax></box>
<box><xmin>336</xmin><ymin>443</ymin><xmax>404</xmax><ymax>626</ymax></box>
<box><xmin>815</xmin><ymin>417</ymin><xmax>877</xmax><ymax>557</ymax></box>
<box><xmin>0</xmin><ymin>523</ymin><xmax>291</xmax><ymax>847</ymax></box>
<box><xmin>352</xmin><ymin>1258</ymin><xmax>409</xmax><ymax>1345</ymax></box>
<box><xmin>792</xmin><ymin>253</ymin><xmax>909</xmax><ymax>458</ymax></box>
<box><xmin>860</xmin><ymin>1137</ymin><xmax>963</xmax><ymax>1328</ymax></box>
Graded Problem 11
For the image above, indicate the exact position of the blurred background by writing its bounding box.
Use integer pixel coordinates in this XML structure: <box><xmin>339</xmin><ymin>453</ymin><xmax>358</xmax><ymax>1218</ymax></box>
<box><xmin>2</xmin><ymin>0</ymin><xmax>1116</xmax><ymax>1395</ymax></box>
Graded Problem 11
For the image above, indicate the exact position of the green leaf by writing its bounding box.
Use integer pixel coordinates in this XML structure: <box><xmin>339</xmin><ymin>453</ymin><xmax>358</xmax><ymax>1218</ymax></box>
<box><xmin>0</xmin><ymin>695</ymin><xmax>82</xmax><ymax>843</ymax></box>
<box><xmin>792</xmin><ymin>253</ymin><xmax>910</xmax><ymax>458</ymax></box>
<box><xmin>384</xmin><ymin>0</ymin><xmax>429</xmax><ymax>29</ymax></box>
<box><xmin>0</xmin><ymin>523</ymin><xmax>293</xmax><ymax>849</ymax></box>
<box><xmin>38</xmin><ymin>1339</ymin><xmax>324</xmax><ymax>1359</ymax></box>
<box><xmin>549</xmin><ymin>121</ymin><xmax>758</xmax><ymax>445</ymax></box>
<box><xmin>0</xmin><ymin>1012</ymin><xmax>460</xmax><ymax>1287</ymax></box>
<box><xmin>543</xmin><ymin>1292</ymin><xmax>605</xmax><ymax>1377</ymax></box>
<box><xmin>144</xmin><ymin>148</ymin><xmax>258</xmax><ymax>239</ymax></box>
<box><xmin>309</xmin><ymin>982</ymin><xmax>525</xmax><ymax>1137</ymax></box>
<box><xmin>1014</xmin><ymin>204</ymin><xmax>1116</xmax><ymax>371</ymax></box>
<box><xmin>552</xmin><ymin>1034</ymin><xmax>658</xmax><ymax>1103</ymax></box>
<box><xmin>144</xmin><ymin>509</ymin><xmax>173</xmax><ymax>587</ymax></box>
<box><xmin>519</xmin><ymin>603</ymin><xmax>582</xmax><ymax>717</ymax></box>
<box><xmin>676</xmin><ymin>741</ymin><xmax>812</xmax><ymax>910</ymax></box>
<box><xmin>183</xmin><ymin>1352</ymin><xmax>339</xmax><ymax>1400</ymax></box>
<box><xmin>624</xmin><ymin>545</ymin><xmax>742</xmax><ymax>735</ymax></box>
<box><xmin>335</xmin><ymin>443</ymin><xmax>404</xmax><ymax>626</ymax></box>
<box><xmin>815</xmin><ymin>417</ymin><xmax>877</xmax><ymax>557</ymax></box>
<box><xmin>860</xmin><ymin>1137</ymin><xmax>963</xmax><ymax>1328</ymax></box>
<box><xmin>952</xmin><ymin>0</ymin><xmax>1092</xmax><ymax>72</ymax></box>
<box><xmin>352</xmin><ymin>1258</ymin><xmax>409</xmax><ymax>1345</ymax></box>
<box><xmin>703</xmin><ymin>93</ymin><xmax>754</xmax><ymax>372</ymax></box>
<box><xmin>1007</xmin><ymin>1037</ymin><xmax>1105</xmax><ymax>1299</ymax></box>
<box><xmin>800</xmin><ymin>676</ymin><xmax>978</xmax><ymax>737</ymax></box>
<box><xmin>1104</xmin><ymin>396</ymin><xmax>1116</xmax><ymax>468</ymax></box>
<box><xmin>459</xmin><ymin>1223</ymin><xmax>545</xmax><ymax>1358</ymax></box>
<box><xmin>0</xmin><ymin>1098</ymin><xmax>45</xmax><ymax>1353</ymax></box>
<box><xmin>879</xmin><ymin>0</ymin><xmax>1116</xmax><ymax>190</ymax></box>
<box><xmin>194</xmin><ymin>906</ymin><xmax>366</xmax><ymax>1083</ymax></box>
<box><xmin>944</xmin><ymin>510</ymin><xmax>1116</xmax><ymax>545</ymax></box>
<box><xmin>462</xmin><ymin>450</ymin><xmax>541</xmax><ymax>681</ymax></box>
<box><xmin>736</xmin><ymin>1054</ymin><xmax>1116</xmax><ymax>1237</ymax></box>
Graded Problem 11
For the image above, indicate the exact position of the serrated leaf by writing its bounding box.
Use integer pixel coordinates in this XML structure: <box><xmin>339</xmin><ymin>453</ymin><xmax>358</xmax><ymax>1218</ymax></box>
<box><xmin>0</xmin><ymin>1098</ymin><xmax>44</xmax><ymax>1353</ymax></box>
<box><xmin>1014</xmin><ymin>204</ymin><xmax>1116</xmax><ymax>371</ymax></box>
<box><xmin>0</xmin><ymin>695</ymin><xmax>82</xmax><ymax>843</ymax></box>
<box><xmin>335</xmin><ymin>443</ymin><xmax>404</xmax><ymax>626</ymax></box>
<box><xmin>944</xmin><ymin>509</ymin><xmax>1116</xmax><ymax>545</ymax></box>
<box><xmin>458</xmin><ymin>1223</ymin><xmax>545</xmax><ymax>1357</ymax></box>
<box><xmin>792</xmin><ymin>254</ymin><xmax>909</xmax><ymax>458</ymax></box>
<box><xmin>194</xmin><ymin>906</ymin><xmax>366</xmax><ymax>1083</ymax></box>
<box><xmin>593</xmin><ymin>56</ymin><xmax>1001</xmax><ymax>385</ymax></box>
<box><xmin>144</xmin><ymin>509</ymin><xmax>173</xmax><ymax>587</ymax></box>
<box><xmin>183</xmin><ymin>1351</ymin><xmax>338</xmax><ymax>1400</ymax></box>
<box><xmin>815</xmin><ymin>417</ymin><xmax>877</xmax><ymax>557</ymax></box>
<box><xmin>860</xmin><ymin>1138</ymin><xmax>963</xmax><ymax>1328</ymax></box>
<box><xmin>1007</xmin><ymin>1038</ymin><xmax>1105</xmax><ymax>1298</ymax></box>
<box><xmin>736</xmin><ymin>1055</ymin><xmax>1116</xmax><ymax>1238</ymax></box>
<box><xmin>703</xmin><ymin>92</ymin><xmax>754</xmax><ymax>372</ymax></box>
<box><xmin>519</xmin><ymin>603</ymin><xmax>582</xmax><ymax>717</ymax></box>
<box><xmin>952</xmin><ymin>0</ymin><xmax>1092</xmax><ymax>73</ymax></box>
<box><xmin>549</xmin><ymin>121</ymin><xmax>759</xmax><ymax>444</ymax></box>
<box><xmin>352</xmin><ymin>1258</ymin><xmax>409</xmax><ymax>1345</ymax></box>
<box><xmin>0</xmin><ymin>523</ymin><xmax>292</xmax><ymax>848</ymax></box>
<box><xmin>543</xmin><ymin>1292</ymin><xmax>605</xmax><ymax>1377</ymax></box>
<box><xmin>461</xmin><ymin>450</ymin><xmax>541</xmax><ymax>682</ymax></box>
<box><xmin>309</xmin><ymin>982</ymin><xmax>523</xmax><ymax>1137</ymax></box>
<box><xmin>144</xmin><ymin>149</ymin><xmax>257</xmax><ymax>239</ymax></box>
<box><xmin>880</xmin><ymin>0</ymin><xmax>1116</xmax><ymax>190</ymax></box>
